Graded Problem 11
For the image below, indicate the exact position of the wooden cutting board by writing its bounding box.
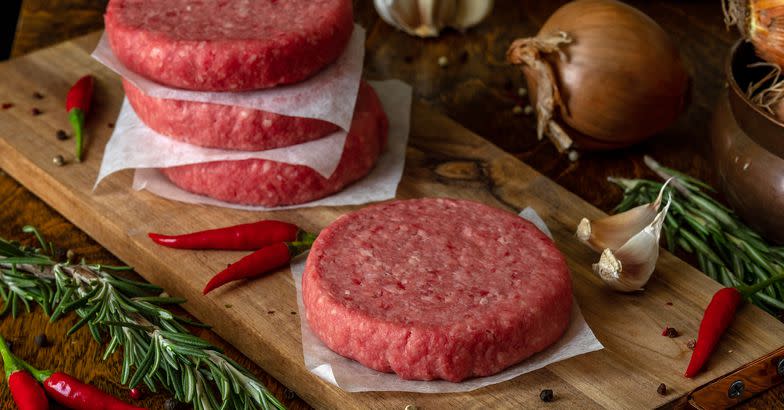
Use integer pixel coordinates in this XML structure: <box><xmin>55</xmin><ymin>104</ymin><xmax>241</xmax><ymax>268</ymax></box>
<box><xmin>1</xmin><ymin>32</ymin><xmax>783</xmax><ymax>409</ymax></box>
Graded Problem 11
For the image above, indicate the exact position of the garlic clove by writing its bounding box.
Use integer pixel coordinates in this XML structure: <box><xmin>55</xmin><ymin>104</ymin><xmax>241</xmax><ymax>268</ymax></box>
<box><xmin>453</xmin><ymin>0</ymin><xmax>494</xmax><ymax>31</ymax></box>
<box><xmin>375</xmin><ymin>0</ymin><xmax>492</xmax><ymax>38</ymax></box>
<box><xmin>591</xmin><ymin>193</ymin><xmax>671</xmax><ymax>292</ymax></box>
<box><xmin>577</xmin><ymin>178</ymin><xmax>671</xmax><ymax>251</ymax></box>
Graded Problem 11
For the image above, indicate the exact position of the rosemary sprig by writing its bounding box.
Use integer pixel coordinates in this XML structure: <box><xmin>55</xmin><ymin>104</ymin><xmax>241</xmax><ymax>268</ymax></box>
<box><xmin>611</xmin><ymin>157</ymin><xmax>784</xmax><ymax>313</ymax></box>
<box><xmin>0</xmin><ymin>227</ymin><xmax>285</xmax><ymax>410</ymax></box>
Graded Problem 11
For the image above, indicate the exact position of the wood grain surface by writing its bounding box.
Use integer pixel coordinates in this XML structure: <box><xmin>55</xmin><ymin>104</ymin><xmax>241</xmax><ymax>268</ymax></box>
<box><xmin>3</xmin><ymin>0</ymin><xmax>783</xmax><ymax>408</ymax></box>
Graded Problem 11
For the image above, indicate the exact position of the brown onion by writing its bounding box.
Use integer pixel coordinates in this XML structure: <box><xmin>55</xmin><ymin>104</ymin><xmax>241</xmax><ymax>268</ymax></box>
<box><xmin>506</xmin><ymin>0</ymin><xmax>689</xmax><ymax>152</ymax></box>
<box><xmin>724</xmin><ymin>0</ymin><xmax>784</xmax><ymax>67</ymax></box>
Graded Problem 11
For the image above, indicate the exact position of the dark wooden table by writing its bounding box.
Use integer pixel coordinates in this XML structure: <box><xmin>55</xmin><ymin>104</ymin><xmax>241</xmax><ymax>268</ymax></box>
<box><xmin>2</xmin><ymin>0</ymin><xmax>782</xmax><ymax>408</ymax></box>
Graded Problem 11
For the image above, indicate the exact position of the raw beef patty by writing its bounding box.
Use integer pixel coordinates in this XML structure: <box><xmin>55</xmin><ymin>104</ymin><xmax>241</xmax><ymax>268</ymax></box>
<box><xmin>123</xmin><ymin>80</ymin><xmax>338</xmax><ymax>150</ymax></box>
<box><xmin>161</xmin><ymin>82</ymin><xmax>387</xmax><ymax>206</ymax></box>
<box><xmin>105</xmin><ymin>0</ymin><xmax>353</xmax><ymax>91</ymax></box>
<box><xmin>302</xmin><ymin>198</ymin><xmax>573</xmax><ymax>382</ymax></box>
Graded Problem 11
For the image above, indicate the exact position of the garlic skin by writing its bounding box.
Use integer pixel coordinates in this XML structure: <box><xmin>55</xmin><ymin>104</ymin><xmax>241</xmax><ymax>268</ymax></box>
<box><xmin>374</xmin><ymin>0</ymin><xmax>493</xmax><ymax>38</ymax></box>
<box><xmin>577</xmin><ymin>178</ymin><xmax>670</xmax><ymax>251</ymax></box>
<box><xmin>577</xmin><ymin>181</ymin><xmax>672</xmax><ymax>292</ymax></box>
<box><xmin>592</xmin><ymin>197</ymin><xmax>670</xmax><ymax>292</ymax></box>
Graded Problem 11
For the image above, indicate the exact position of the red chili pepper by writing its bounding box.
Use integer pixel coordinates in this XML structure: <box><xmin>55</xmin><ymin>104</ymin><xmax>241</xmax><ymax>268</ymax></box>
<box><xmin>0</xmin><ymin>333</ymin><xmax>144</xmax><ymax>410</ymax></box>
<box><xmin>203</xmin><ymin>242</ymin><xmax>294</xmax><ymax>294</ymax></box>
<box><xmin>0</xmin><ymin>335</ymin><xmax>48</xmax><ymax>410</ymax></box>
<box><xmin>203</xmin><ymin>232</ymin><xmax>317</xmax><ymax>294</ymax></box>
<box><xmin>148</xmin><ymin>220</ymin><xmax>300</xmax><ymax>250</ymax></box>
<box><xmin>684</xmin><ymin>274</ymin><xmax>784</xmax><ymax>378</ymax></box>
<box><xmin>41</xmin><ymin>372</ymin><xmax>144</xmax><ymax>410</ymax></box>
<box><xmin>66</xmin><ymin>75</ymin><xmax>94</xmax><ymax>162</ymax></box>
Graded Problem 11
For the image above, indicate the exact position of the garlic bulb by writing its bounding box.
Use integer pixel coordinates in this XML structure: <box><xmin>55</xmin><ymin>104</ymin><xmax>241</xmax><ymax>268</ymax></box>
<box><xmin>374</xmin><ymin>0</ymin><xmax>493</xmax><ymax>38</ymax></box>
<box><xmin>577</xmin><ymin>180</ymin><xmax>672</xmax><ymax>292</ymax></box>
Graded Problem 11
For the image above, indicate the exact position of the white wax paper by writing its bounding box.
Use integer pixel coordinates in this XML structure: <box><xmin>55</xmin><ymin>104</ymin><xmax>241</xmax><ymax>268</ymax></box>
<box><xmin>96</xmin><ymin>99</ymin><xmax>349</xmax><ymax>183</ymax></box>
<box><xmin>291</xmin><ymin>207</ymin><xmax>604</xmax><ymax>393</ymax></box>
<box><xmin>92</xmin><ymin>25</ymin><xmax>365</xmax><ymax>130</ymax></box>
<box><xmin>125</xmin><ymin>80</ymin><xmax>412</xmax><ymax>211</ymax></box>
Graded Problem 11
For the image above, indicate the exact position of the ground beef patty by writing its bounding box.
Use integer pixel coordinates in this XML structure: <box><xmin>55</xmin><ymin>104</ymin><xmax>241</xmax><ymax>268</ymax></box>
<box><xmin>161</xmin><ymin>82</ymin><xmax>387</xmax><ymax>206</ymax></box>
<box><xmin>104</xmin><ymin>0</ymin><xmax>354</xmax><ymax>91</ymax></box>
<box><xmin>123</xmin><ymin>80</ymin><xmax>338</xmax><ymax>150</ymax></box>
<box><xmin>302</xmin><ymin>198</ymin><xmax>573</xmax><ymax>382</ymax></box>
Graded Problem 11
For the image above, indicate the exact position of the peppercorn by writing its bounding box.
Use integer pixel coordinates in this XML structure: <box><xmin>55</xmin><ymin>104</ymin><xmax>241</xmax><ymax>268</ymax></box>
<box><xmin>107</xmin><ymin>122</ymin><xmax>115</xmax><ymax>129</ymax></box>
<box><xmin>1</xmin><ymin>103</ymin><xmax>13</xmax><ymax>110</ymax></box>
<box><xmin>56</xmin><ymin>130</ymin><xmax>69</xmax><ymax>141</ymax></box>
<box><xmin>284</xmin><ymin>388</ymin><xmax>297</xmax><ymax>400</ymax></box>
<box><xmin>687</xmin><ymin>339</ymin><xmax>697</xmax><ymax>350</ymax></box>
<box><xmin>657</xmin><ymin>383</ymin><xmax>667</xmax><ymax>395</ymax></box>
<box><xmin>662</xmin><ymin>326</ymin><xmax>679</xmax><ymax>338</ymax></box>
<box><xmin>32</xmin><ymin>92</ymin><xmax>44</xmax><ymax>100</ymax></box>
<box><xmin>539</xmin><ymin>389</ymin><xmax>554</xmax><ymax>402</ymax></box>
<box><xmin>33</xmin><ymin>334</ymin><xmax>48</xmax><ymax>348</ymax></box>
<box><xmin>164</xmin><ymin>397</ymin><xmax>184</xmax><ymax>410</ymax></box>
<box><xmin>31</xmin><ymin>108</ymin><xmax>42</xmax><ymax>116</ymax></box>
<box><xmin>129</xmin><ymin>387</ymin><xmax>143</xmax><ymax>400</ymax></box>
<box><xmin>52</xmin><ymin>155</ymin><xmax>65</xmax><ymax>167</ymax></box>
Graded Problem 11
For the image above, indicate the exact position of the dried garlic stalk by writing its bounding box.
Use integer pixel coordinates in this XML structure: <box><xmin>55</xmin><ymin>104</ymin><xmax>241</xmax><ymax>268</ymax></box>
<box><xmin>577</xmin><ymin>180</ymin><xmax>672</xmax><ymax>292</ymax></box>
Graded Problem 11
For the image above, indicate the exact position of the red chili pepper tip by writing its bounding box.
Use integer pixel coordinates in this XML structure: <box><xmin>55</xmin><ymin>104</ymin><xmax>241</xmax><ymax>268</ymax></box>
<box><xmin>203</xmin><ymin>242</ymin><xmax>294</xmax><ymax>295</ymax></box>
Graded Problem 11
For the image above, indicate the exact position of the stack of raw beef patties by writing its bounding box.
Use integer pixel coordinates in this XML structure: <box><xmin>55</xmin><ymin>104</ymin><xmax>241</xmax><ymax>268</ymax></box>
<box><xmin>103</xmin><ymin>0</ymin><xmax>388</xmax><ymax>207</ymax></box>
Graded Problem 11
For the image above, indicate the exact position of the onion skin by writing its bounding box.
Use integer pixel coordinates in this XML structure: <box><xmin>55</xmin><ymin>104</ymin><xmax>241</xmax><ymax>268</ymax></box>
<box><xmin>508</xmin><ymin>0</ymin><xmax>689</xmax><ymax>149</ymax></box>
<box><xmin>725</xmin><ymin>0</ymin><xmax>784</xmax><ymax>67</ymax></box>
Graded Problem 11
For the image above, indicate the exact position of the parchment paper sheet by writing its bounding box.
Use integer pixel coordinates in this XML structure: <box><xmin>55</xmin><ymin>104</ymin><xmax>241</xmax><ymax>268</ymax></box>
<box><xmin>92</xmin><ymin>25</ymin><xmax>366</xmax><ymax>131</ymax></box>
<box><xmin>105</xmin><ymin>80</ymin><xmax>412</xmax><ymax>211</ymax></box>
<box><xmin>290</xmin><ymin>207</ymin><xmax>604</xmax><ymax>393</ymax></box>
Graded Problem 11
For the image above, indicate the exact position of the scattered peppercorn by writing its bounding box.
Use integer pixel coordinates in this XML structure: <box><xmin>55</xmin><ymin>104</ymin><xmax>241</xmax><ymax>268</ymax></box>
<box><xmin>1</xmin><ymin>103</ymin><xmax>13</xmax><ymax>110</ymax></box>
<box><xmin>107</xmin><ymin>122</ymin><xmax>115</xmax><ymax>129</ymax></box>
<box><xmin>32</xmin><ymin>92</ymin><xmax>44</xmax><ymax>100</ymax></box>
<box><xmin>687</xmin><ymin>339</ymin><xmax>697</xmax><ymax>350</ymax></box>
<box><xmin>437</xmin><ymin>56</ymin><xmax>449</xmax><ymax>67</ymax></box>
<box><xmin>284</xmin><ymin>388</ymin><xmax>297</xmax><ymax>400</ymax></box>
<box><xmin>267</xmin><ymin>310</ymin><xmax>275</xmax><ymax>315</ymax></box>
<box><xmin>290</xmin><ymin>311</ymin><xmax>297</xmax><ymax>315</ymax></box>
<box><xmin>540</xmin><ymin>389</ymin><xmax>554</xmax><ymax>402</ymax></box>
<box><xmin>662</xmin><ymin>326</ymin><xmax>679</xmax><ymax>338</ymax></box>
<box><xmin>666</xmin><ymin>302</ymin><xmax>673</xmax><ymax>306</ymax></box>
<box><xmin>129</xmin><ymin>387</ymin><xmax>143</xmax><ymax>400</ymax></box>
<box><xmin>33</xmin><ymin>334</ymin><xmax>48</xmax><ymax>348</ymax></box>
<box><xmin>31</xmin><ymin>108</ymin><xmax>42</xmax><ymax>116</ymax></box>
<box><xmin>52</xmin><ymin>155</ymin><xmax>65</xmax><ymax>167</ymax></box>
<box><xmin>56</xmin><ymin>130</ymin><xmax>69</xmax><ymax>140</ymax></box>
<box><xmin>657</xmin><ymin>383</ymin><xmax>667</xmax><ymax>395</ymax></box>
<box><xmin>163</xmin><ymin>397</ymin><xmax>184</xmax><ymax>410</ymax></box>
<box><xmin>224</xmin><ymin>304</ymin><xmax>233</xmax><ymax>309</ymax></box>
